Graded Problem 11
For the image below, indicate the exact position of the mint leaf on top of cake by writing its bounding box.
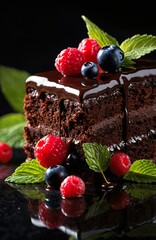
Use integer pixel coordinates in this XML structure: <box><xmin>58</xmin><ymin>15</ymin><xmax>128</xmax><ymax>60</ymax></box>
<box><xmin>82</xmin><ymin>15</ymin><xmax>156</xmax><ymax>70</ymax></box>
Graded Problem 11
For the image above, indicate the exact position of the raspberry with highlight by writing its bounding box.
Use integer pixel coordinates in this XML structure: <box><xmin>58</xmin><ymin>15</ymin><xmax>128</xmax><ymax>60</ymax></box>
<box><xmin>109</xmin><ymin>152</ymin><xmax>131</xmax><ymax>177</ymax></box>
<box><xmin>34</xmin><ymin>134</ymin><xmax>67</xmax><ymax>168</ymax></box>
<box><xmin>78</xmin><ymin>38</ymin><xmax>101</xmax><ymax>63</ymax></box>
<box><xmin>55</xmin><ymin>47</ymin><xmax>85</xmax><ymax>76</ymax></box>
<box><xmin>60</xmin><ymin>175</ymin><xmax>85</xmax><ymax>198</ymax></box>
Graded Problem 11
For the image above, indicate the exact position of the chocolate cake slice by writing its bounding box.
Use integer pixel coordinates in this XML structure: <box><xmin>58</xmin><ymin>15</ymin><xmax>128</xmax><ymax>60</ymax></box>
<box><xmin>23</xmin><ymin>59</ymin><xmax>156</xmax><ymax>162</ymax></box>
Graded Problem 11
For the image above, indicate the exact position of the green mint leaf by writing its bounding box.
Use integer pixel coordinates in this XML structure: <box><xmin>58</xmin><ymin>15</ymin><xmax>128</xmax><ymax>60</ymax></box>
<box><xmin>5</xmin><ymin>159</ymin><xmax>46</xmax><ymax>184</ymax></box>
<box><xmin>81</xmin><ymin>15</ymin><xmax>119</xmax><ymax>47</ymax></box>
<box><xmin>0</xmin><ymin>113</ymin><xmax>26</xmax><ymax>148</ymax></box>
<box><xmin>82</xmin><ymin>16</ymin><xmax>156</xmax><ymax>69</ymax></box>
<box><xmin>122</xmin><ymin>57</ymin><xmax>136</xmax><ymax>69</ymax></box>
<box><xmin>82</xmin><ymin>142</ymin><xmax>111</xmax><ymax>174</ymax></box>
<box><xmin>125</xmin><ymin>183</ymin><xmax>156</xmax><ymax>200</ymax></box>
<box><xmin>0</xmin><ymin>65</ymin><xmax>30</xmax><ymax>113</ymax></box>
<box><xmin>124</xmin><ymin>160</ymin><xmax>156</xmax><ymax>183</ymax></box>
<box><xmin>120</xmin><ymin>34</ymin><xmax>156</xmax><ymax>67</ymax></box>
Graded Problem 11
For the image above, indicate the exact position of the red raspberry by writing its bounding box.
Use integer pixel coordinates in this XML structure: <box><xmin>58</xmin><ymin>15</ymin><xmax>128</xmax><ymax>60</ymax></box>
<box><xmin>38</xmin><ymin>202</ymin><xmax>65</xmax><ymax>229</ymax></box>
<box><xmin>78</xmin><ymin>38</ymin><xmax>101</xmax><ymax>63</ymax></box>
<box><xmin>109</xmin><ymin>191</ymin><xmax>130</xmax><ymax>210</ymax></box>
<box><xmin>109</xmin><ymin>152</ymin><xmax>131</xmax><ymax>177</ymax></box>
<box><xmin>55</xmin><ymin>47</ymin><xmax>85</xmax><ymax>76</ymax></box>
<box><xmin>34</xmin><ymin>134</ymin><xmax>67</xmax><ymax>168</ymax></box>
<box><xmin>61</xmin><ymin>197</ymin><xmax>86</xmax><ymax>217</ymax></box>
<box><xmin>0</xmin><ymin>142</ymin><xmax>13</xmax><ymax>163</ymax></box>
<box><xmin>60</xmin><ymin>175</ymin><xmax>85</xmax><ymax>198</ymax></box>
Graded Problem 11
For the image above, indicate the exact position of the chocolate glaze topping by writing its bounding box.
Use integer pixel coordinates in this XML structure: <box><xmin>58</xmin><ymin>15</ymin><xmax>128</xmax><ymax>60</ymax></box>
<box><xmin>26</xmin><ymin>60</ymin><xmax>156</xmax><ymax>103</ymax></box>
<box><xmin>25</xmin><ymin>59</ymin><xmax>156</xmax><ymax>146</ymax></box>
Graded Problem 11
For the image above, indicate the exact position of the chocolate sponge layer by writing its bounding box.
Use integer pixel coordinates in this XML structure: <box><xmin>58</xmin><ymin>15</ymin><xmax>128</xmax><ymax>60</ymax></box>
<box><xmin>23</xmin><ymin>60</ymin><xmax>156</xmax><ymax>161</ymax></box>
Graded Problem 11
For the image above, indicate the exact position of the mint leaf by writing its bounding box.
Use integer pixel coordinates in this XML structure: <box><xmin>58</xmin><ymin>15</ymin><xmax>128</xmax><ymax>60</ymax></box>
<box><xmin>0</xmin><ymin>113</ymin><xmax>26</xmax><ymax>148</ymax></box>
<box><xmin>81</xmin><ymin>15</ymin><xmax>119</xmax><ymax>47</ymax></box>
<box><xmin>124</xmin><ymin>160</ymin><xmax>156</xmax><ymax>183</ymax></box>
<box><xmin>82</xmin><ymin>16</ymin><xmax>156</xmax><ymax>69</ymax></box>
<box><xmin>82</xmin><ymin>142</ymin><xmax>111</xmax><ymax>182</ymax></box>
<box><xmin>125</xmin><ymin>183</ymin><xmax>156</xmax><ymax>200</ymax></box>
<box><xmin>120</xmin><ymin>34</ymin><xmax>156</xmax><ymax>61</ymax></box>
<box><xmin>5</xmin><ymin>159</ymin><xmax>46</xmax><ymax>184</ymax></box>
<box><xmin>0</xmin><ymin>113</ymin><xmax>25</xmax><ymax>128</ymax></box>
<box><xmin>0</xmin><ymin>65</ymin><xmax>30</xmax><ymax>113</ymax></box>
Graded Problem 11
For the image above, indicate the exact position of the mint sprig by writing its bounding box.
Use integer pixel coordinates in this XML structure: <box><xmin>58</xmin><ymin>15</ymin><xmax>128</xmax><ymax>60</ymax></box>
<box><xmin>0</xmin><ymin>113</ymin><xmax>26</xmax><ymax>148</ymax></box>
<box><xmin>81</xmin><ymin>15</ymin><xmax>119</xmax><ymax>47</ymax></box>
<box><xmin>124</xmin><ymin>160</ymin><xmax>156</xmax><ymax>183</ymax></box>
<box><xmin>82</xmin><ymin>15</ymin><xmax>156</xmax><ymax>69</ymax></box>
<box><xmin>82</xmin><ymin>142</ymin><xmax>111</xmax><ymax>183</ymax></box>
<box><xmin>5</xmin><ymin>159</ymin><xmax>46</xmax><ymax>184</ymax></box>
<box><xmin>0</xmin><ymin>66</ymin><xmax>30</xmax><ymax>148</ymax></box>
<box><xmin>120</xmin><ymin>34</ymin><xmax>156</xmax><ymax>64</ymax></box>
<box><xmin>0</xmin><ymin>65</ymin><xmax>30</xmax><ymax>113</ymax></box>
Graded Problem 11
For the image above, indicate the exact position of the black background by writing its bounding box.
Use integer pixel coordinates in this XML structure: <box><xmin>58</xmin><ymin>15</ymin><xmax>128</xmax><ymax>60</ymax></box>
<box><xmin>0</xmin><ymin>1</ymin><xmax>156</xmax><ymax>115</ymax></box>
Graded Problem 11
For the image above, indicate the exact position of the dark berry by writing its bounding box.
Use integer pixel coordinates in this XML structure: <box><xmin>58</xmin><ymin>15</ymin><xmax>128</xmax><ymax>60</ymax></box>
<box><xmin>97</xmin><ymin>44</ymin><xmax>124</xmax><ymax>73</ymax></box>
<box><xmin>45</xmin><ymin>165</ymin><xmax>68</xmax><ymax>189</ymax></box>
<box><xmin>81</xmin><ymin>62</ymin><xmax>99</xmax><ymax>79</ymax></box>
<box><xmin>109</xmin><ymin>152</ymin><xmax>131</xmax><ymax>177</ymax></box>
<box><xmin>0</xmin><ymin>142</ymin><xmax>13</xmax><ymax>163</ymax></box>
<box><xmin>66</xmin><ymin>151</ymin><xmax>81</xmax><ymax>168</ymax></box>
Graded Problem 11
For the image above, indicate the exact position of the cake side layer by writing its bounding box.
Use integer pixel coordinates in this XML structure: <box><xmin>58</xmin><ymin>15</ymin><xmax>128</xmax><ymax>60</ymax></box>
<box><xmin>23</xmin><ymin>60</ymin><xmax>156</xmax><ymax>160</ymax></box>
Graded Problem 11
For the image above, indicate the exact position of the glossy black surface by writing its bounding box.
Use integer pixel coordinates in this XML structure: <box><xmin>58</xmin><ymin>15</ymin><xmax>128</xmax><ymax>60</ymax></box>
<box><xmin>0</xmin><ymin>163</ymin><xmax>69</xmax><ymax>240</ymax></box>
<box><xmin>0</xmin><ymin>159</ymin><xmax>156</xmax><ymax>240</ymax></box>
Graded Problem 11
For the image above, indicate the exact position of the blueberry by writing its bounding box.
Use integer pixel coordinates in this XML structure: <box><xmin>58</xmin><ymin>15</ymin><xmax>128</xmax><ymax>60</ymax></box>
<box><xmin>97</xmin><ymin>44</ymin><xmax>124</xmax><ymax>73</ymax></box>
<box><xmin>81</xmin><ymin>61</ymin><xmax>99</xmax><ymax>79</ymax></box>
<box><xmin>45</xmin><ymin>165</ymin><xmax>68</xmax><ymax>189</ymax></box>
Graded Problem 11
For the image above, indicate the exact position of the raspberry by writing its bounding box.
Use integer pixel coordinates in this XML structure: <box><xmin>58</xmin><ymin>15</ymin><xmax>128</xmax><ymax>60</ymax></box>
<box><xmin>78</xmin><ymin>38</ymin><xmax>101</xmax><ymax>63</ymax></box>
<box><xmin>34</xmin><ymin>134</ymin><xmax>67</xmax><ymax>168</ymax></box>
<box><xmin>0</xmin><ymin>142</ymin><xmax>13</xmax><ymax>163</ymax></box>
<box><xmin>55</xmin><ymin>47</ymin><xmax>85</xmax><ymax>76</ymax></box>
<box><xmin>38</xmin><ymin>202</ymin><xmax>65</xmax><ymax>229</ymax></box>
<box><xmin>109</xmin><ymin>152</ymin><xmax>131</xmax><ymax>177</ymax></box>
<box><xmin>61</xmin><ymin>197</ymin><xmax>86</xmax><ymax>217</ymax></box>
<box><xmin>60</xmin><ymin>175</ymin><xmax>85</xmax><ymax>198</ymax></box>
